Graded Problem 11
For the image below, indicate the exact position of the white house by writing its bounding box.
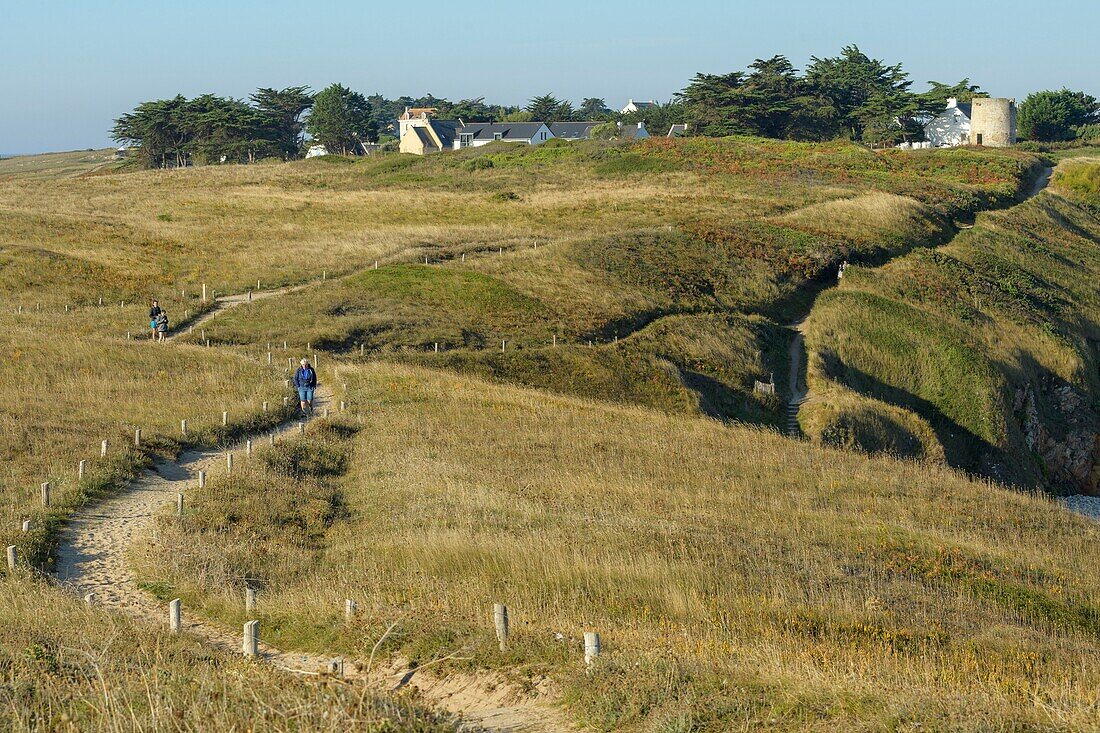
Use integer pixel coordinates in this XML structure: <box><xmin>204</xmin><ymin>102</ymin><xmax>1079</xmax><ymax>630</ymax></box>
<box><xmin>453</xmin><ymin>122</ymin><xmax>553</xmax><ymax>149</ymax></box>
<box><xmin>621</xmin><ymin>99</ymin><xmax>657</xmax><ymax>114</ymax></box>
<box><xmin>924</xmin><ymin>98</ymin><xmax>972</xmax><ymax>148</ymax></box>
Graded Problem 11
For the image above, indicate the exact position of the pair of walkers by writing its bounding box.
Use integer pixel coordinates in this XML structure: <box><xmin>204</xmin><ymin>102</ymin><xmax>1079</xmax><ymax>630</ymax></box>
<box><xmin>148</xmin><ymin>299</ymin><xmax>169</xmax><ymax>342</ymax></box>
<box><xmin>293</xmin><ymin>358</ymin><xmax>318</xmax><ymax>416</ymax></box>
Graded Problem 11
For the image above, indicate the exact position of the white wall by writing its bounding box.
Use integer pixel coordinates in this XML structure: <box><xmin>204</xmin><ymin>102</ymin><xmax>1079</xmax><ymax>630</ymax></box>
<box><xmin>925</xmin><ymin>108</ymin><xmax>970</xmax><ymax>147</ymax></box>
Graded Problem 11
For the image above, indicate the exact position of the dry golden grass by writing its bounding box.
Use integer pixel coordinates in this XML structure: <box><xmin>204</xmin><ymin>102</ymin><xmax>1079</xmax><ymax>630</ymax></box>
<box><xmin>0</xmin><ymin>307</ymin><xmax>293</xmax><ymax>568</ymax></box>
<box><xmin>0</xmin><ymin>576</ymin><xmax>451</xmax><ymax>731</ymax></box>
<box><xmin>141</xmin><ymin>362</ymin><xmax>1100</xmax><ymax>731</ymax></box>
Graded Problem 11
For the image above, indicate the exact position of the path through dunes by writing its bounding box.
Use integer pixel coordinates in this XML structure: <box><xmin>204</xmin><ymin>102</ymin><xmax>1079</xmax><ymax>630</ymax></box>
<box><xmin>51</xmin><ymin>285</ymin><xmax>567</xmax><ymax>732</ymax></box>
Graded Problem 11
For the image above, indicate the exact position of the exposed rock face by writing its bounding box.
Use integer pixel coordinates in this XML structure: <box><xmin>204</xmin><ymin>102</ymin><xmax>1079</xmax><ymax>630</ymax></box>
<box><xmin>1015</xmin><ymin>380</ymin><xmax>1100</xmax><ymax>495</ymax></box>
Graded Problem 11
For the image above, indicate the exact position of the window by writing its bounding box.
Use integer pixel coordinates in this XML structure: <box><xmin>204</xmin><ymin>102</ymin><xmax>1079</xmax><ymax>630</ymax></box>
<box><xmin>976</xmin><ymin>133</ymin><xmax>983</xmax><ymax>145</ymax></box>
<box><xmin>460</xmin><ymin>133</ymin><xmax>473</xmax><ymax>148</ymax></box>
<box><xmin>494</xmin><ymin>132</ymin><xmax>503</xmax><ymax>141</ymax></box>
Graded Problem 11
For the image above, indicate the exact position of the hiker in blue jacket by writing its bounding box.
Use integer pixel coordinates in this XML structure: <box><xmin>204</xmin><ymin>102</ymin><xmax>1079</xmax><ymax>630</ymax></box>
<box><xmin>293</xmin><ymin>358</ymin><xmax>317</xmax><ymax>416</ymax></box>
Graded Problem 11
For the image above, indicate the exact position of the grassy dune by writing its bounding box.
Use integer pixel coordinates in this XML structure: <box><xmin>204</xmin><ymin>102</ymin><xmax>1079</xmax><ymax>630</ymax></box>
<box><xmin>139</xmin><ymin>362</ymin><xmax>1100</xmax><ymax>731</ymax></box>
<box><xmin>802</xmin><ymin>163</ymin><xmax>1100</xmax><ymax>491</ymax></box>
<box><xmin>139</xmin><ymin>139</ymin><xmax>1043</xmax><ymax>426</ymax></box>
<box><xmin>0</xmin><ymin>138</ymin><xmax>1079</xmax><ymax>730</ymax></box>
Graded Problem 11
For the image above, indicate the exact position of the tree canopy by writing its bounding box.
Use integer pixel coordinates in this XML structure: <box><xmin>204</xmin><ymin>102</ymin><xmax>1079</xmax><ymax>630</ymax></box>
<box><xmin>306</xmin><ymin>84</ymin><xmax>378</xmax><ymax>155</ymax></box>
<box><xmin>112</xmin><ymin>91</ymin><xmax>302</xmax><ymax>168</ymax></box>
<box><xmin>1019</xmin><ymin>89</ymin><xmax>1100</xmax><ymax>141</ymax></box>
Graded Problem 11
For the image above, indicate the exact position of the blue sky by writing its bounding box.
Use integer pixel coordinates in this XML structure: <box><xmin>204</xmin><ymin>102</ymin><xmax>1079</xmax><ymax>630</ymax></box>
<box><xmin>2</xmin><ymin>0</ymin><xmax>1096</xmax><ymax>153</ymax></box>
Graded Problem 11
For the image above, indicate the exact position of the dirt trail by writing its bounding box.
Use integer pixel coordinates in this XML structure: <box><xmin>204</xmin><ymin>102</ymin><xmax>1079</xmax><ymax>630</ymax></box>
<box><xmin>785</xmin><ymin>165</ymin><xmax>1055</xmax><ymax>436</ymax></box>
<box><xmin>55</xmin><ymin>286</ymin><xmax>567</xmax><ymax>732</ymax></box>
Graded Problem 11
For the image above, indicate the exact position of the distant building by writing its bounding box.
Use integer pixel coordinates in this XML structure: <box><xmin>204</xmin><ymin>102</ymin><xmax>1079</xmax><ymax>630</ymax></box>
<box><xmin>397</xmin><ymin>107</ymin><xmax>440</xmax><ymax>138</ymax></box>
<box><xmin>618</xmin><ymin>121</ymin><xmax>650</xmax><ymax>141</ymax></box>
<box><xmin>970</xmin><ymin>98</ymin><xmax>1017</xmax><ymax>147</ymax></box>
<box><xmin>305</xmin><ymin>144</ymin><xmax>329</xmax><ymax>158</ymax></box>
<box><xmin>924</xmin><ymin>98</ymin><xmax>972</xmax><ymax>147</ymax></box>
<box><xmin>922</xmin><ymin>97</ymin><xmax>1017</xmax><ymax>148</ymax></box>
<box><xmin>399</xmin><ymin>119</ymin><xmax>462</xmax><ymax>155</ymax></box>
<box><xmin>666</xmin><ymin>124</ymin><xmax>688</xmax><ymax>138</ymax></box>
<box><xmin>548</xmin><ymin>122</ymin><xmax>600</xmax><ymax>141</ymax></box>
<box><xmin>455</xmin><ymin>122</ymin><xmax>553</xmax><ymax>148</ymax></box>
<box><xmin>621</xmin><ymin>99</ymin><xmax>657</xmax><ymax>115</ymax></box>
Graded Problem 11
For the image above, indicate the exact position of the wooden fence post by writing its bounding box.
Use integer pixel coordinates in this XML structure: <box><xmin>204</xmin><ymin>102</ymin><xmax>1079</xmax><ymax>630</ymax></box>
<box><xmin>222</xmin><ymin>411</ymin><xmax>228</xmax><ymax>426</ymax></box>
<box><xmin>134</xmin><ymin>428</ymin><xmax>142</xmax><ymax>447</ymax></box>
<box><xmin>345</xmin><ymin>599</ymin><xmax>357</xmax><ymax>623</ymax></box>
<box><xmin>169</xmin><ymin>599</ymin><xmax>181</xmax><ymax>632</ymax></box>
<box><xmin>197</xmin><ymin>470</ymin><xmax>206</xmax><ymax>489</ymax></box>
<box><xmin>245</xmin><ymin>588</ymin><xmax>257</xmax><ymax>612</ymax></box>
<box><xmin>101</xmin><ymin>439</ymin><xmax>108</xmax><ymax>457</ymax></box>
<box><xmin>6</xmin><ymin>545</ymin><xmax>16</xmax><ymax>571</ymax></box>
<box><xmin>246</xmin><ymin>440</ymin><xmax>252</xmax><ymax>458</ymax></box>
<box><xmin>360</xmin><ymin>344</ymin><xmax>365</xmax><ymax>356</ymax></box>
<box><xmin>298</xmin><ymin>422</ymin><xmax>305</xmax><ymax>435</ymax></box>
<box><xmin>202</xmin><ymin>283</ymin><xmax>207</xmax><ymax>302</ymax></box>
<box><xmin>41</xmin><ymin>482</ymin><xmax>51</xmax><ymax>508</ymax></box>
<box><xmin>176</xmin><ymin>493</ymin><xmax>184</xmax><ymax>516</ymax></box>
<box><xmin>584</xmin><ymin>631</ymin><xmax>601</xmax><ymax>665</ymax></box>
<box><xmin>340</xmin><ymin>401</ymin><xmax>346</xmax><ymax>411</ymax></box>
<box><xmin>262</xmin><ymin>401</ymin><xmax>268</xmax><ymax>412</ymax></box>
<box><xmin>243</xmin><ymin>620</ymin><xmax>259</xmax><ymax>657</ymax></box>
<box><xmin>269</xmin><ymin>433</ymin><xmax>275</xmax><ymax>446</ymax></box>
<box><xmin>78</xmin><ymin>459</ymin><xmax>86</xmax><ymax>479</ymax></box>
<box><xmin>181</xmin><ymin>419</ymin><xmax>187</xmax><ymax>436</ymax></box>
<box><xmin>21</xmin><ymin>520</ymin><xmax>31</xmax><ymax>532</ymax></box>
<box><xmin>494</xmin><ymin>603</ymin><xmax>509</xmax><ymax>651</ymax></box>
<box><xmin>225</xmin><ymin>452</ymin><xmax>233</xmax><ymax>474</ymax></box>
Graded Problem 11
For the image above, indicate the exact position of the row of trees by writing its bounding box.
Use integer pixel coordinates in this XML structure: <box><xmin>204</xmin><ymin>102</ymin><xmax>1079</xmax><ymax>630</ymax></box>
<box><xmin>114</xmin><ymin>51</ymin><xmax>1098</xmax><ymax>167</ymax></box>
<box><xmin>114</xmin><ymin>84</ymin><xmax>392</xmax><ymax>167</ymax></box>
<box><xmin>677</xmin><ymin>47</ymin><xmax>985</xmax><ymax>144</ymax></box>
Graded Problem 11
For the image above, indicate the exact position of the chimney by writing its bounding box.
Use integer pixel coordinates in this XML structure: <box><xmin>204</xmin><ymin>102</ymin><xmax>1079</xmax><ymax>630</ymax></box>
<box><xmin>946</xmin><ymin>97</ymin><xmax>958</xmax><ymax>109</ymax></box>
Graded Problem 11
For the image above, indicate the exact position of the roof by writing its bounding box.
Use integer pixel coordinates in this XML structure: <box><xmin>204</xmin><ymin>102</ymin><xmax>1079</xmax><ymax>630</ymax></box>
<box><xmin>458</xmin><ymin>122</ymin><xmax>547</xmax><ymax>141</ymax></box>
<box><xmin>619</xmin><ymin>122</ymin><xmax>648</xmax><ymax>140</ymax></box>
<box><xmin>667</xmin><ymin>124</ymin><xmax>688</xmax><ymax>137</ymax></box>
<box><xmin>626</xmin><ymin>99</ymin><xmax>657</xmax><ymax>109</ymax></box>
<box><xmin>411</xmin><ymin>126</ymin><xmax>435</xmax><ymax>149</ymax></box>
<box><xmin>426</xmin><ymin>119</ymin><xmax>461</xmax><ymax>148</ymax></box>
<box><xmin>548</xmin><ymin>122</ymin><xmax>600</xmax><ymax>140</ymax></box>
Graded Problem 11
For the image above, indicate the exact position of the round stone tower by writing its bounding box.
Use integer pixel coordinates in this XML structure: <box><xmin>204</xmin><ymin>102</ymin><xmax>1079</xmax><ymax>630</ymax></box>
<box><xmin>969</xmin><ymin>98</ymin><xmax>1017</xmax><ymax>147</ymax></box>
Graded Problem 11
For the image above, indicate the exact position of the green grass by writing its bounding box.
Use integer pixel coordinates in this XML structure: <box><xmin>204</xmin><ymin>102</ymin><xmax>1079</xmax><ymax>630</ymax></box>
<box><xmin>803</xmin><ymin>167</ymin><xmax>1100</xmax><ymax>491</ymax></box>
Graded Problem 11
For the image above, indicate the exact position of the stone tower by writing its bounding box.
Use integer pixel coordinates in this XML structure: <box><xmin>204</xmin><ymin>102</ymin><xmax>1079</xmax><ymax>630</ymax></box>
<box><xmin>969</xmin><ymin>98</ymin><xmax>1017</xmax><ymax>147</ymax></box>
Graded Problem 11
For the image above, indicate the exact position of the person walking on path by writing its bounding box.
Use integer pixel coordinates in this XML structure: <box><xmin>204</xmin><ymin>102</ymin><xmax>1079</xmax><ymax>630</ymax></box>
<box><xmin>293</xmin><ymin>358</ymin><xmax>317</xmax><ymax>416</ymax></box>
<box><xmin>155</xmin><ymin>311</ymin><xmax>169</xmax><ymax>342</ymax></box>
<box><xmin>148</xmin><ymin>299</ymin><xmax>162</xmax><ymax>340</ymax></box>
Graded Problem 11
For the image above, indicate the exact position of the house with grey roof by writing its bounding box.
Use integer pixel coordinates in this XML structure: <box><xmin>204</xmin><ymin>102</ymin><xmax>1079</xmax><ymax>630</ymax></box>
<box><xmin>621</xmin><ymin>99</ymin><xmax>657</xmax><ymax>114</ymax></box>
<box><xmin>454</xmin><ymin>122</ymin><xmax>553</xmax><ymax>149</ymax></box>
<box><xmin>548</xmin><ymin>122</ymin><xmax>600</xmax><ymax>141</ymax></box>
